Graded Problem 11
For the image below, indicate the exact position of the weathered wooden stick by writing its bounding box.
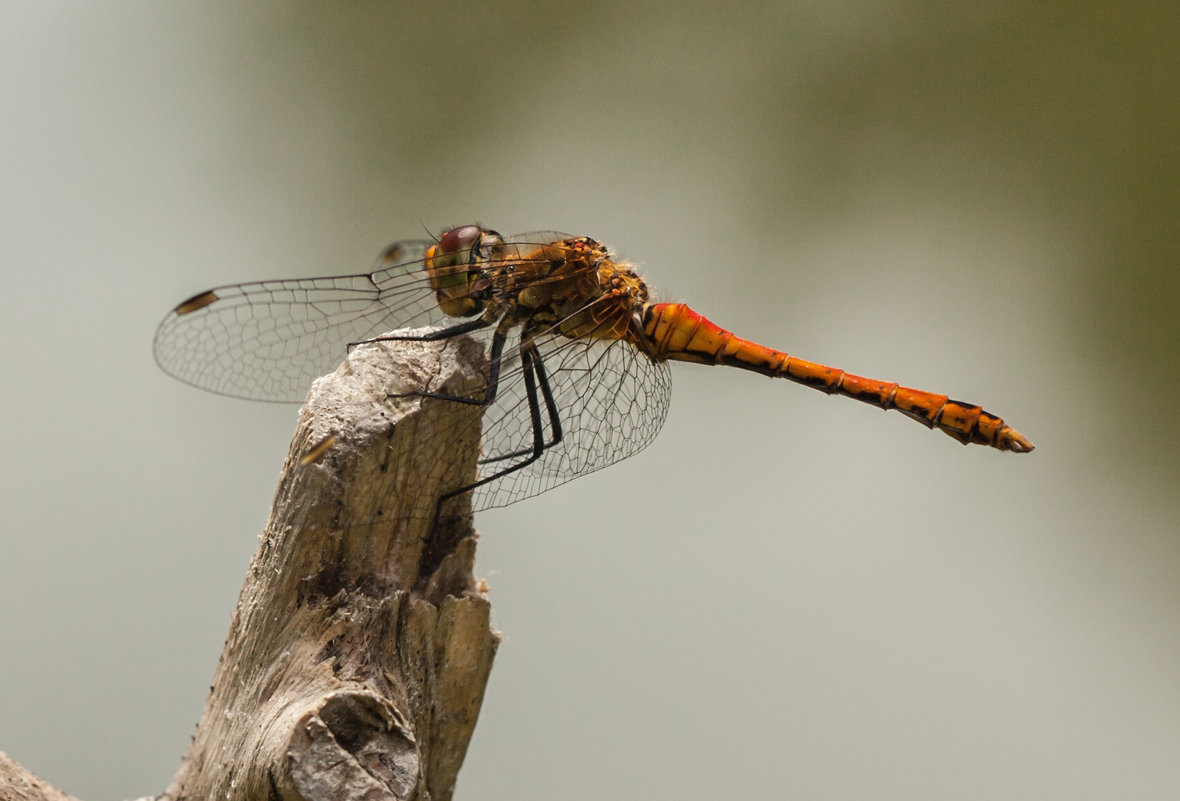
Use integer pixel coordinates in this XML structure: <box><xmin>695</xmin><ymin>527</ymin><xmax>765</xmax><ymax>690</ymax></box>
<box><xmin>1</xmin><ymin>336</ymin><xmax>498</xmax><ymax>801</ymax></box>
<box><xmin>0</xmin><ymin>751</ymin><xmax>78</xmax><ymax>801</ymax></box>
<box><xmin>156</xmin><ymin>334</ymin><xmax>500</xmax><ymax>801</ymax></box>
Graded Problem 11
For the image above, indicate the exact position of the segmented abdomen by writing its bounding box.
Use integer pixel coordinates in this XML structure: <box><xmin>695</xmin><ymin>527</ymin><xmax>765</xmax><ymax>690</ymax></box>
<box><xmin>641</xmin><ymin>302</ymin><xmax>1034</xmax><ymax>452</ymax></box>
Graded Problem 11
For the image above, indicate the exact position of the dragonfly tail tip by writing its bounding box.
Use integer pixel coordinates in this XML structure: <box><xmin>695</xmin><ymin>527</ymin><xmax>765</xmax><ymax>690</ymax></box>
<box><xmin>1000</xmin><ymin>427</ymin><xmax>1035</xmax><ymax>453</ymax></box>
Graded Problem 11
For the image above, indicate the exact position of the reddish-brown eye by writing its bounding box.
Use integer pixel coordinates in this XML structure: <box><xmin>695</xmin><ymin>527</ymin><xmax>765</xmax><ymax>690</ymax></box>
<box><xmin>438</xmin><ymin>225</ymin><xmax>482</xmax><ymax>255</ymax></box>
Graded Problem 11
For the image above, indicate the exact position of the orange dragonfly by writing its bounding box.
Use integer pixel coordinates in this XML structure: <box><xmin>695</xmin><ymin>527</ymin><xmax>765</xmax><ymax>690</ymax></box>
<box><xmin>155</xmin><ymin>225</ymin><xmax>1033</xmax><ymax>511</ymax></box>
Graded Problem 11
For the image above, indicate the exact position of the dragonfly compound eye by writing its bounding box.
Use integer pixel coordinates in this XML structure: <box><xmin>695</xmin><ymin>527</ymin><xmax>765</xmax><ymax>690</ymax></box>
<box><xmin>438</xmin><ymin>225</ymin><xmax>483</xmax><ymax>256</ymax></box>
<box><xmin>427</xmin><ymin>225</ymin><xmax>489</xmax><ymax>318</ymax></box>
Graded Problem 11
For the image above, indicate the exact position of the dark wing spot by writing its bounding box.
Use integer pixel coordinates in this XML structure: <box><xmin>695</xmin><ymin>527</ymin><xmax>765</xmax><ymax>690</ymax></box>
<box><xmin>174</xmin><ymin>290</ymin><xmax>219</xmax><ymax>315</ymax></box>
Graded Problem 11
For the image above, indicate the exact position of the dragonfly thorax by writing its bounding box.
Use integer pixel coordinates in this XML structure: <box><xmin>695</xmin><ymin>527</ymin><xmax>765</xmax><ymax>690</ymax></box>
<box><xmin>516</xmin><ymin>237</ymin><xmax>650</xmax><ymax>343</ymax></box>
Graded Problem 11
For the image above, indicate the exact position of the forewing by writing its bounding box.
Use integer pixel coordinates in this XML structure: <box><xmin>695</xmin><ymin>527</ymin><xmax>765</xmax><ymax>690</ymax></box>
<box><xmin>506</xmin><ymin>231</ymin><xmax>573</xmax><ymax>246</ymax></box>
<box><xmin>153</xmin><ymin>240</ymin><xmax>456</xmax><ymax>402</ymax></box>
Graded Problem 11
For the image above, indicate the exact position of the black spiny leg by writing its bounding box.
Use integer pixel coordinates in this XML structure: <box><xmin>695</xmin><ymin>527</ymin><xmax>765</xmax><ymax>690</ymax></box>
<box><xmin>351</xmin><ymin>317</ymin><xmax>490</xmax><ymax>350</ymax></box>
<box><xmin>437</xmin><ymin>338</ymin><xmax>551</xmax><ymax>506</ymax></box>
<box><xmin>387</xmin><ymin>316</ymin><xmax>511</xmax><ymax>408</ymax></box>
<box><xmin>423</xmin><ymin>337</ymin><xmax>561</xmax><ymax>574</ymax></box>
<box><xmin>476</xmin><ymin>338</ymin><xmax>564</xmax><ymax>466</ymax></box>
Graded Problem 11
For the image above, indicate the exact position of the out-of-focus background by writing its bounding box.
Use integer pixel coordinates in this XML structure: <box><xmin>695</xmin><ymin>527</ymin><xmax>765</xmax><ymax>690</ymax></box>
<box><xmin>2</xmin><ymin>3</ymin><xmax>1178</xmax><ymax>800</ymax></box>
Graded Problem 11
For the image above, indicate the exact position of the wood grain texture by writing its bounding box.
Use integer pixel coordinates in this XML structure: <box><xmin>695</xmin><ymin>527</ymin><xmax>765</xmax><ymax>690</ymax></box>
<box><xmin>158</xmin><ymin>334</ymin><xmax>500</xmax><ymax>801</ymax></box>
<box><xmin>0</xmin><ymin>752</ymin><xmax>79</xmax><ymax>801</ymax></box>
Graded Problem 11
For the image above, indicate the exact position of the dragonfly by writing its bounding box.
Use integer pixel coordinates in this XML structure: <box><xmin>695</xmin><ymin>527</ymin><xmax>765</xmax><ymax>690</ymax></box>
<box><xmin>155</xmin><ymin>225</ymin><xmax>1034</xmax><ymax>515</ymax></box>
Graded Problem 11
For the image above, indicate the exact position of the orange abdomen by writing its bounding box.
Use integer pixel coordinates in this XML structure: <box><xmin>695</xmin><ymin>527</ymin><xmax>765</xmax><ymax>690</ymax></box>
<box><xmin>641</xmin><ymin>302</ymin><xmax>1034</xmax><ymax>452</ymax></box>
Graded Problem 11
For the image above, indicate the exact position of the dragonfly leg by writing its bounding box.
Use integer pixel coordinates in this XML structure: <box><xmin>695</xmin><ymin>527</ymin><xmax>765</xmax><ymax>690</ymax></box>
<box><xmin>523</xmin><ymin>339</ymin><xmax>563</xmax><ymax>449</ymax></box>
<box><xmin>347</xmin><ymin>316</ymin><xmax>490</xmax><ymax>353</ymax></box>
<box><xmin>433</xmin><ymin>339</ymin><xmax>565</xmax><ymax>523</ymax></box>
<box><xmin>424</xmin><ymin>341</ymin><xmax>561</xmax><ymax>567</ymax></box>
<box><xmin>387</xmin><ymin>318</ymin><xmax>511</xmax><ymax>406</ymax></box>
<box><xmin>475</xmin><ymin>339</ymin><xmax>563</xmax><ymax>466</ymax></box>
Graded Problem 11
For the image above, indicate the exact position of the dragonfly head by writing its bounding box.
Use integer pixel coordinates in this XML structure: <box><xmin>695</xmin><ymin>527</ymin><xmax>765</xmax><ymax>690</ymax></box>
<box><xmin>426</xmin><ymin>225</ymin><xmax>502</xmax><ymax>317</ymax></box>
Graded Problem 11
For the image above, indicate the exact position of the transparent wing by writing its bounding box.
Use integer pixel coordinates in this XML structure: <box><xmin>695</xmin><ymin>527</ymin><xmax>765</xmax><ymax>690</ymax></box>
<box><xmin>425</xmin><ymin>324</ymin><xmax>672</xmax><ymax>513</ymax></box>
<box><xmin>153</xmin><ymin>235</ymin><xmax>588</xmax><ymax>402</ymax></box>
<box><xmin>506</xmin><ymin>230</ymin><xmax>572</xmax><ymax>246</ymax></box>
<box><xmin>153</xmin><ymin>240</ymin><xmax>458</xmax><ymax>402</ymax></box>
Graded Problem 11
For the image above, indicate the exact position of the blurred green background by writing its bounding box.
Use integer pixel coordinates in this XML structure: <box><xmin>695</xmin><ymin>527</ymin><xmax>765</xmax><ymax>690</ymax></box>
<box><xmin>2</xmin><ymin>3</ymin><xmax>1178</xmax><ymax>800</ymax></box>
